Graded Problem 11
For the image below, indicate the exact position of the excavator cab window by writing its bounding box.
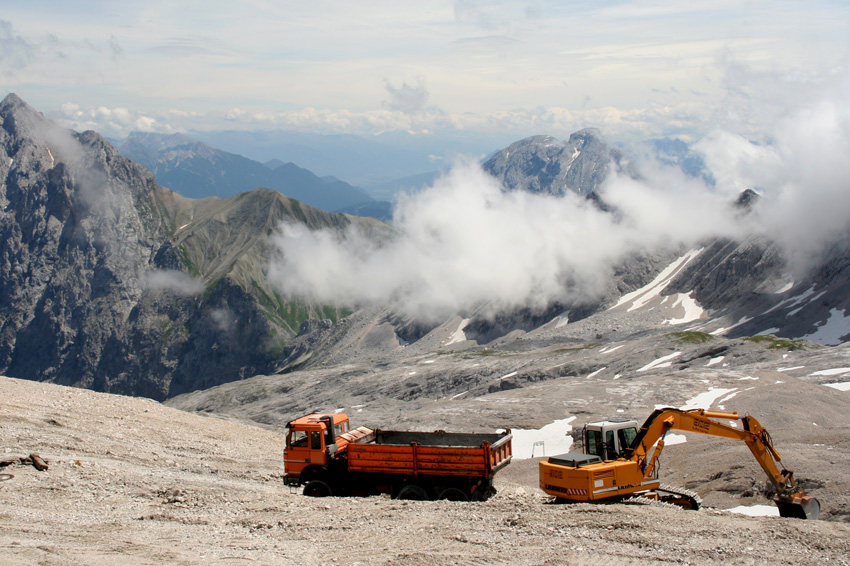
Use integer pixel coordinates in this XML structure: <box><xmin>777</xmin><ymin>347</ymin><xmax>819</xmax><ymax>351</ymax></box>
<box><xmin>618</xmin><ymin>427</ymin><xmax>637</xmax><ymax>453</ymax></box>
<box><xmin>605</xmin><ymin>431</ymin><xmax>617</xmax><ymax>459</ymax></box>
<box><xmin>586</xmin><ymin>429</ymin><xmax>604</xmax><ymax>458</ymax></box>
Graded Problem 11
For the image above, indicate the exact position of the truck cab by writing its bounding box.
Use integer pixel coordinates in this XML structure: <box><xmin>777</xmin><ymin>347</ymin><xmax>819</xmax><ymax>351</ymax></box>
<box><xmin>583</xmin><ymin>418</ymin><xmax>638</xmax><ymax>461</ymax></box>
<box><xmin>284</xmin><ymin>413</ymin><xmax>351</xmax><ymax>486</ymax></box>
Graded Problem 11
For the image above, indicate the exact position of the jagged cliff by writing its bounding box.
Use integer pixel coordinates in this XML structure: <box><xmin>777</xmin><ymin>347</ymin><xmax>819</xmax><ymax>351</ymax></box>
<box><xmin>0</xmin><ymin>94</ymin><xmax>380</xmax><ymax>399</ymax></box>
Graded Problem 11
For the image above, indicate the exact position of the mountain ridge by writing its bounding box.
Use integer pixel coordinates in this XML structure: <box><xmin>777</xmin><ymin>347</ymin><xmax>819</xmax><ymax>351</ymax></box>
<box><xmin>113</xmin><ymin>131</ymin><xmax>375</xmax><ymax>213</ymax></box>
<box><xmin>0</xmin><ymin>93</ymin><xmax>380</xmax><ymax>399</ymax></box>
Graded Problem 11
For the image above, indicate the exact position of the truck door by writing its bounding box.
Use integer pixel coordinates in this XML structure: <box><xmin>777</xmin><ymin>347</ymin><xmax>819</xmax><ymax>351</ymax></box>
<box><xmin>309</xmin><ymin>431</ymin><xmax>326</xmax><ymax>464</ymax></box>
<box><xmin>285</xmin><ymin>429</ymin><xmax>311</xmax><ymax>477</ymax></box>
<box><xmin>286</xmin><ymin>429</ymin><xmax>327</xmax><ymax>470</ymax></box>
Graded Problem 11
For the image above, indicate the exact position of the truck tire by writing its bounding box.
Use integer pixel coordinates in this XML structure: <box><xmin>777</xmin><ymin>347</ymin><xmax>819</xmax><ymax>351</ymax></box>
<box><xmin>396</xmin><ymin>484</ymin><xmax>429</xmax><ymax>500</ymax></box>
<box><xmin>437</xmin><ymin>487</ymin><xmax>469</xmax><ymax>501</ymax></box>
<box><xmin>303</xmin><ymin>480</ymin><xmax>333</xmax><ymax>497</ymax></box>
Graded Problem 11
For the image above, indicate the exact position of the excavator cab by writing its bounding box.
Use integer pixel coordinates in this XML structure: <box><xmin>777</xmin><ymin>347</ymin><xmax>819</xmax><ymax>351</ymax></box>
<box><xmin>584</xmin><ymin>419</ymin><xmax>638</xmax><ymax>461</ymax></box>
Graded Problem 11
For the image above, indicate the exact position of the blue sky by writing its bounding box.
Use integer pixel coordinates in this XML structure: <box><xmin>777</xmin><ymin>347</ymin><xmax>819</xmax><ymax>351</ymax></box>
<box><xmin>2</xmin><ymin>1</ymin><xmax>849</xmax><ymax>142</ymax></box>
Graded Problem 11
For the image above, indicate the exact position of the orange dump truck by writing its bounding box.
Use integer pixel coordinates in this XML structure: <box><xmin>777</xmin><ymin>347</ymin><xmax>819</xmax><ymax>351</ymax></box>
<box><xmin>283</xmin><ymin>412</ymin><xmax>512</xmax><ymax>501</ymax></box>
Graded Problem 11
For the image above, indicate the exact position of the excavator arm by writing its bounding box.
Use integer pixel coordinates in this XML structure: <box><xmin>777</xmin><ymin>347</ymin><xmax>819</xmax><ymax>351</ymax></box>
<box><xmin>624</xmin><ymin>408</ymin><xmax>820</xmax><ymax>519</ymax></box>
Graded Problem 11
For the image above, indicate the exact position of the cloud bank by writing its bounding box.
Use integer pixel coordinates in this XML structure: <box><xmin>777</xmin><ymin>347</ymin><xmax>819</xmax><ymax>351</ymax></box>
<box><xmin>270</xmin><ymin>157</ymin><xmax>739</xmax><ymax>322</ymax></box>
<box><xmin>269</xmin><ymin>89</ymin><xmax>850</xmax><ymax>321</ymax></box>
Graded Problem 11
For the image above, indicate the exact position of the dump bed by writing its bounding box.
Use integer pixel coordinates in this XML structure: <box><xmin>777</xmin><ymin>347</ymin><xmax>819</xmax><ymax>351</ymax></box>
<box><xmin>346</xmin><ymin>429</ymin><xmax>512</xmax><ymax>479</ymax></box>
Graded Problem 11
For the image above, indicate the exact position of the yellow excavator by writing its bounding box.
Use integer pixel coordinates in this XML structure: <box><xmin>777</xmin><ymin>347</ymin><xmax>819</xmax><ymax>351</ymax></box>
<box><xmin>539</xmin><ymin>408</ymin><xmax>820</xmax><ymax>519</ymax></box>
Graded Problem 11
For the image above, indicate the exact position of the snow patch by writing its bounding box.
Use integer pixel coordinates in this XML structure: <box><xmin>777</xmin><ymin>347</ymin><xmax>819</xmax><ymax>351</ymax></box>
<box><xmin>664</xmin><ymin>433</ymin><xmax>687</xmax><ymax>446</ymax></box>
<box><xmin>550</xmin><ymin>311</ymin><xmax>570</xmax><ymax>328</ymax></box>
<box><xmin>600</xmin><ymin>345</ymin><xmax>623</xmax><ymax>354</ymax></box>
<box><xmin>710</xmin><ymin>316</ymin><xmax>752</xmax><ymax>336</ymax></box>
<box><xmin>510</xmin><ymin>418</ymin><xmax>576</xmax><ymax>459</ymax></box>
<box><xmin>679</xmin><ymin>388</ymin><xmax>738</xmax><ymax>410</ymax></box>
<box><xmin>662</xmin><ymin>292</ymin><xmax>705</xmax><ymax>325</ymax></box>
<box><xmin>763</xmin><ymin>285</ymin><xmax>820</xmax><ymax>315</ymax></box>
<box><xmin>825</xmin><ymin>382</ymin><xmax>850</xmax><ymax>392</ymax></box>
<box><xmin>706</xmin><ymin>356</ymin><xmax>724</xmax><ymax>367</ymax></box>
<box><xmin>727</xmin><ymin>505</ymin><xmax>779</xmax><ymax>517</ymax></box>
<box><xmin>637</xmin><ymin>352</ymin><xmax>681</xmax><ymax>372</ymax></box>
<box><xmin>445</xmin><ymin>318</ymin><xmax>471</xmax><ymax>345</ymax></box>
<box><xmin>587</xmin><ymin>367</ymin><xmax>606</xmax><ymax>378</ymax></box>
<box><xmin>776</xmin><ymin>281</ymin><xmax>795</xmax><ymax>293</ymax></box>
<box><xmin>810</xmin><ymin>367</ymin><xmax>850</xmax><ymax>376</ymax></box>
<box><xmin>611</xmin><ymin>249</ymin><xmax>703</xmax><ymax>312</ymax></box>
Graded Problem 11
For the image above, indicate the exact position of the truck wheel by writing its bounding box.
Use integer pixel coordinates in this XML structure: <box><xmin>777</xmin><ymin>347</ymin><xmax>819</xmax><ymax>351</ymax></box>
<box><xmin>303</xmin><ymin>480</ymin><xmax>333</xmax><ymax>497</ymax></box>
<box><xmin>471</xmin><ymin>483</ymin><xmax>496</xmax><ymax>501</ymax></box>
<box><xmin>437</xmin><ymin>488</ymin><xmax>469</xmax><ymax>501</ymax></box>
<box><xmin>396</xmin><ymin>484</ymin><xmax>429</xmax><ymax>500</ymax></box>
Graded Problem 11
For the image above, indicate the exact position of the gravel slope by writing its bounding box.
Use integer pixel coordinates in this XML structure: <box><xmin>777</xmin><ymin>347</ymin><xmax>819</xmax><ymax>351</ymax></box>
<box><xmin>3</xmin><ymin>376</ymin><xmax>850</xmax><ymax>566</ymax></box>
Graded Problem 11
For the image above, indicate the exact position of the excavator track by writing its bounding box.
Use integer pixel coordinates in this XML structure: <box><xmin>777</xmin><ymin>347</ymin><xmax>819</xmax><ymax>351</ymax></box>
<box><xmin>657</xmin><ymin>484</ymin><xmax>702</xmax><ymax>510</ymax></box>
<box><xmin>623</xmin><ymin>495</ymin><xmax>683</xmax><ymax>511</ymax></box>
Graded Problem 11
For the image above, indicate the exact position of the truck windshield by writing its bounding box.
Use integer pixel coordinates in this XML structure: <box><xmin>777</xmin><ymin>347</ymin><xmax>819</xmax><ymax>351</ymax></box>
<box><xmin>333</xmin><ymin>420</ymin><xmax>349</xmax><ymax>438</ymax></box>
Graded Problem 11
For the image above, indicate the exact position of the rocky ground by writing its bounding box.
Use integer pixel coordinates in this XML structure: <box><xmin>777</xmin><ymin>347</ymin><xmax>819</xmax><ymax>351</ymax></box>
<box><xmin>3</xmin><ymin>374</ymin><xmax>850</xmax><ymax>566</ymax></box>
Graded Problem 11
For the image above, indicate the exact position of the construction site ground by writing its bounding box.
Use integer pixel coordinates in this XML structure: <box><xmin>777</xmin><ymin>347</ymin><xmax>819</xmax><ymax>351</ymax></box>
<box><xmin>2</xmin><ymin>376</ymin><xmax>849</xmax><ymax>566</ymax></box>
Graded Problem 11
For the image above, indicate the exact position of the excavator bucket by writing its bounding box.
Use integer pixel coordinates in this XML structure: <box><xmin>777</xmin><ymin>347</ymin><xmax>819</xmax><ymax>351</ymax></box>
<box><xmin>775</xmin><ymin>496</ymin><xmax>821</xmax><ymax>520</ymax></box>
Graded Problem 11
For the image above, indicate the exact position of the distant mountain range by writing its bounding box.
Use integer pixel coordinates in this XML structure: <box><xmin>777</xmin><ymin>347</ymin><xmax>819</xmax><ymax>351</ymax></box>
<box><xmin>112</xmin><ymin>132</ymin><xmax>379</xmax><ymax>215</ymax></box>
<box><xmin>3</xmin><ymin>92</ymin><xmax>849</xmax><ymax>403</ymax></box>
<box><xmin>189</xmin><ymin>128</ymin><xmax>506</xmax><ymax>189</ymax></box>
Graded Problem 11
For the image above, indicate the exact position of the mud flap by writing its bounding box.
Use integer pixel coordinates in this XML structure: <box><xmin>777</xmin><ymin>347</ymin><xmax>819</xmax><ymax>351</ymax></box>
<box><xmin>775</xmin><ymin>496</ymin><xmax>820</xmax><ymax>520</ymax></box>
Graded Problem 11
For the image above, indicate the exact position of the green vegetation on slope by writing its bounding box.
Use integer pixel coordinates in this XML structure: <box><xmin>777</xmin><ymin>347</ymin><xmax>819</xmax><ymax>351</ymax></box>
<box><xmin>743</xmin><ymin>335</ymin><xmax>809</xmax><ymax>350</ymax></box>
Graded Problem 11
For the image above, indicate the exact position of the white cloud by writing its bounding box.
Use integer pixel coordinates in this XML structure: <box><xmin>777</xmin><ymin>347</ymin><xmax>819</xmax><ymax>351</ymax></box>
<box><xmin>144</xmin><ymin>270</ymin><xmax>204</xmax><ymax>296</ymax></box>
<box><xmin>55</xmin><ymin>103</ymin><xmax>171</xmax><ymax>136</ymax></box>
<box><xmin>269</xmin><ymin>153</ymin><xmax>741</xmax><ymax>321</ymax></box>
<box><xmin>3</xmin><ymin>1</ymin><xmax>846</xmax><ymax>143</ymax></box>
<box><xmin>383</xmin><ymin>78</ymin><xmax>431</xmax><ymax>114</ymax></box>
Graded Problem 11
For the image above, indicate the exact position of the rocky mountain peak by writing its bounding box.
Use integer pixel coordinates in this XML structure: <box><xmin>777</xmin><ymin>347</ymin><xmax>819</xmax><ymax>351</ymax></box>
<box><xmin>482</xmin><ymin>129</ymin><xmax>627</xmax><ymax>197</ymax></box>
<box><xmin>0</xmin><ymin>92</ymin><xmax>30</xmax><ymax>114</ymax></box>
<box><xmin>1</xmin><ymin>92</ymin><xmax>59</xmax><ymax>145</ymax></box>
<box><xmin>567</xmin><ymin>127</ymin><xmax>604</xmax><ymax>146</ymax></box>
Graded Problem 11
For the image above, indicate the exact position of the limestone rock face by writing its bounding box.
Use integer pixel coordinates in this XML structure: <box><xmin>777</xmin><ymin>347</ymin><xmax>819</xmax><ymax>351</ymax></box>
<box><xmin>0</xmin><ymin>94</ymin><xmax>365</xmax><ymax>399</ymax></box>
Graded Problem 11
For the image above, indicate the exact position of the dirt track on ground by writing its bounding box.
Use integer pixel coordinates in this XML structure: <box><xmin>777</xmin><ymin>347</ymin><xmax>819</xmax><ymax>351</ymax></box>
<box><xmin>2</xmin><ymin>376</ymin><xmax>849</xmax><ymax>566</ymax></box>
